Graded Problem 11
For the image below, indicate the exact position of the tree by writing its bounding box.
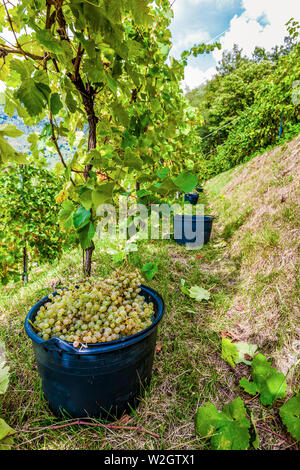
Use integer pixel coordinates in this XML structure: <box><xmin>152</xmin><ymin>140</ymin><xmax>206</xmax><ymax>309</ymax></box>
<box><xmin>0</xmin><ymin>0</ymin><xmax>216</xmax><ymax>276</ymax></box>
<box><xmin>216</xmin><ymin>44</ymin><xmax>248</xmax><ymax>76</ymax></box>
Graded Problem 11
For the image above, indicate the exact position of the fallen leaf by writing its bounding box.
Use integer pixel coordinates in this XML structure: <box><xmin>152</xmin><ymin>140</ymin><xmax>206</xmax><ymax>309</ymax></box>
<box><xmin>117</xmin><ymin>414</ymin><xmax>131</xmax><ymax>425</ymax></box>
<box><xmin>235</xmin><ymin>305</ymin><xmax>245</xmax><ymax>312</ymax></box>
<box><xmin>244</xmin><ymin>354</ymin><xmax>253</xmax><ymax>362</ymax></box>
<box><xmin>220</xmin><ymin>331</ymin><xmax>236</xmax><ymax>339</ymax></box>
<box><xmin>155</xmin><ymin>344</ymin><xmax>163</xmax><ymax>354</ymax></box>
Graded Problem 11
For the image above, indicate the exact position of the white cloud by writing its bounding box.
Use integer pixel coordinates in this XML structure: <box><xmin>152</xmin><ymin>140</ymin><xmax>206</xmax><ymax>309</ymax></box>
<box><xmin>213</xmin><ymin>0</ymin><xmax>300</xmax><ymax>63</ymax></box>
<box><xmin>187</xmin><ymin>0</ymin><xmax>234</xmax><ymax>5</ymax></box>
<box><xmin>183</xmin><ymin>65</ymin><xmax>216</xmax><ymax>90</ymax></box>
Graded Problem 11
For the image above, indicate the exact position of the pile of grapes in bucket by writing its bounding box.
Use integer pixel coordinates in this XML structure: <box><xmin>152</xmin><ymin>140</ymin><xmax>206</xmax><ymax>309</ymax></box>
<box><xmin>25</xmin><ymin>269</ymin><xmax>165</xmax><ymax>419</ymax></box>
<box><xmin>32</xmin><ymin>269</ymin><xmax>154</xmax><ymax>347</ymax></box>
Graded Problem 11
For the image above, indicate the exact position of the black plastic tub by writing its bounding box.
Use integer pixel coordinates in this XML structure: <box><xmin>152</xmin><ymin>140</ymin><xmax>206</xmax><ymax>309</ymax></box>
<box><xmin>184</xmin><ymin>193</ymin><xmax>199</xmax><ymax>205</ymax></box>
<box><xmin>173</xmin><ymin>215</ymin><xmax>214</xmax><ymax>247</ymax></box>
<box><xmin>24</xmin><ymin>285</ymin><xmax>165</xmax><ymax>419</ymax></box>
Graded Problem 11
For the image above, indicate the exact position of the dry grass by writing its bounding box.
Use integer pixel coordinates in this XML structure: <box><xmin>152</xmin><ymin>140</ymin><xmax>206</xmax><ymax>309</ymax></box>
<box><xmin>206</xmin><ymin>135</ymin><xmax>300</xmax><ymax>387</ymax></box>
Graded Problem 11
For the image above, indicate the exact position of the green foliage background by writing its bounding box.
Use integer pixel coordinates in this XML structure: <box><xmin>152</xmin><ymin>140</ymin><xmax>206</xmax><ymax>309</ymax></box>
<box><xmin>186</xmin><ymin>20</ymin><xmax>300</xmax><ymax>180</ymax></box>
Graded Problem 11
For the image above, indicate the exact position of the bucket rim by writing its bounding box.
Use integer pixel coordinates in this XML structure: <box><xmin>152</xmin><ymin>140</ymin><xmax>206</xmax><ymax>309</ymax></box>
<box><xmin>24</xmin><ymin>284</ymin><xmax>165</xmax><ymax>354</ymax></box>
<box><xmin>173</xmin><ymin>214</ymin><xmax>215</xmax><ymax>220</ymax></box>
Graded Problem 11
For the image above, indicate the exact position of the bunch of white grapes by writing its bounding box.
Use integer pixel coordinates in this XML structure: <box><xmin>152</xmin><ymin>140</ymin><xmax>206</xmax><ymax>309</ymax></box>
<box><xmin>33</xmin><ymin>269</ymin><xmax>154</xmax><ymax>348</ymax></box>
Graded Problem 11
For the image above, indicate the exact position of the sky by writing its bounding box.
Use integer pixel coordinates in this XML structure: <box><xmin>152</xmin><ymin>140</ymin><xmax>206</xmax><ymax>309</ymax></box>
<box><xmin>170</xmin><ymin>0</ymin><xmax>300</xmax><ymax>90</ymax></box>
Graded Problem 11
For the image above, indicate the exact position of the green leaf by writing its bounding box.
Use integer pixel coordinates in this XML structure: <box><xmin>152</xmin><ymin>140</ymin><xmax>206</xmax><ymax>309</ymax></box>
<box><xmin>195</xmin><ymin>397</ymin><xmax>250</xmax><ymax>450</ymax></box>
<box><xmin>157</xmin><ymin>167</ymin><xmax>170</xmax><ymax>179</ymax></box>
<box><xmin>0</xmin><ymin>135</ymin><xmax>28</xmax><ymax>165</ymax></box>
<box><xmin>79</xmin><ymin>187</ymin><xmax>93</xmax><ymax>211</ymax></box>
<box><xmin>0</xmin><ymin>349</ymin><xmax>9</xmax><ymax>395</ymax></box>
<box><xmin>221</xmin><ymin>338</ymin><xmax>239</xmax><ymax>368</ymax></box>
<box><xmin>124</xmin><ymin>149</ymin><xmax>143</xmax><ymax>170</ymax></box>
<box><xmin>77</xmin><ymin>221</ymin><xmax>95</xmax><ymax>250</ymax></box>
<box><xmin>73</xmin><ymin>206</ymin><xmax>91</xmax><ymax>230</ymax></box>
<box><xmin>65</xmin><ymin>91</ymin><xmax>77</xmax><ymax>113</ymax></box>
<box><xmin>0</xmin><ymin>419</ymin><xmax>15</xmax><ymax>450</ymax></box>
<box><xmin>92</xmin><ymin>182</ymin><xmax>114</xmax><ymax>209</ymax></box>
<box><xmin>235</xmin><ymin>342</ymin><xmax>258</xmax><ymax>366</ymax></box>
<box><xmin>174</xmin><ymin>171</ymin><xmax>198</xmax><ymax>193</ymax></box>
<box><xmin>279</xmin><ymin>394</ymin><xmax>300</xmax><ymax>441</ymax></box>
<box><xmin>36</xmin><ymin>29</ymin><xmax>65</xmax><ymax>54</ymax></box>
<box><xmin>188</xmin><ymin>286</ymin><xmax>211</xmax><ymax>301</ymax></box>
<box><xmin>180</xmin><ymin>280</ymin><xmax>211</xmax><ymax>302</ymax></box>
<box><xmin>15</xmin><ymin>80</ymin><xmax>49</xmax><ymax>116</ymax></box>
<box><xmin>0</xmin><ymin>124</ymin><xmax>23</xmax><ymax>138</ymax></box>
<box><xmin>142</xmin><ymin>262</ymin><xmax>159</xmax><ymax>280</ymax></box>
<box><xmin>106</xmin><ymin>75</ymin><xmax>118</xmax><ymax>94</ymax></box>
<box><xmin>180</xmin><ymin>278</ymin><xmax>190</xmax><ymax>296</ymax></box>
<box><xmin>10</xmin><ymin>58</ymin><xmax>34</xmax><ymax>80</ymax></box>
<box><xmin>239</xmin><ymin>354</ymin><xmax>287</xmax><ymax>405</ymax></box>
<box><xmin>111</xmin><ymin>102</ymin><xmax>129</xmax><ymax>127</ymax></box>
<box><xmin>154</xmin><ymin>177</ymin><xmax>178</xmax><ymax>195</ymax></box>
<box><xmin>49</xmin><ymin>93</ymin><xmax>63</xmax><ymax>115</ymax></box>
<box><xmin>58</xmin><ymin>200</ymin><xmax>74</xmax><ymax>229</ymax></box>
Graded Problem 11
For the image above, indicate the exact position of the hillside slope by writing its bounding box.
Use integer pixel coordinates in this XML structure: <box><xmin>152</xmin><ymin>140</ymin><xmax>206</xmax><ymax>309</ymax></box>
<box><xmin>205</xmin><ymin>135</ymin><xmax>300</xmax><ymax>382</ymax></box>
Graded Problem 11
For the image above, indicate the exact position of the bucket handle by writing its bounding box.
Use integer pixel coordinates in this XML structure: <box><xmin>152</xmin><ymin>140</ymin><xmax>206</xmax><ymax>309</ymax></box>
<box><xmin>42</xmin><ymin>337</ymin><xmax>80</xmax><ymax>354</ymax></box>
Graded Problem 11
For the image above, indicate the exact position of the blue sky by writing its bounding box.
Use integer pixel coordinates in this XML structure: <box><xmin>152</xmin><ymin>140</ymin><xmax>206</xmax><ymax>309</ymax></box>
<box><xmin>169</xmin><ymin>0</ymin><xmax>300</xmax><ymax>90</ymax></box>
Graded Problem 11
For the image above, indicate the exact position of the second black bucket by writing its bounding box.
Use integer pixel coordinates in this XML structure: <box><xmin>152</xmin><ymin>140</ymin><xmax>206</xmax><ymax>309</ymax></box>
<box><xmin>184</xmin><ymin>193</ymin><xmax>199</xmax><ymax>205</ymax></box>
<box><xmin>24</xmin><ymin>285</ymin><xmax>165</xmax><ymax>419</ymax></box>
<box><xmin>173</xmin><ymin>215</ymin><xmax>214</xmax><ymax>247</ymax></box>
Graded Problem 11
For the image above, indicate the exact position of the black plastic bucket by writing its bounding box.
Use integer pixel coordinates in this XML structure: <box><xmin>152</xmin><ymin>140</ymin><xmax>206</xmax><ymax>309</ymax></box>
<box><xmin>184</xmin><ymin>193</ymin><xmax>199</xmax><ymax>205</ymax></box>
<box><xmin>24</xmin><ymin>285</ymin><xmax>165</xmax><ymax>419</ymax></box>
<box><xmin>173</xmin><ymin>215</ymin><xmax>214</xmax><ymax>247</ymax></box>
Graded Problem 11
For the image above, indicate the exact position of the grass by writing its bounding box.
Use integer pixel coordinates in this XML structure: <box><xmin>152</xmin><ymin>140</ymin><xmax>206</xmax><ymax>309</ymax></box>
<box><xmin>0</xmin><ymin>136</ymin><xmax>300</xmax><ymax>450</ymax></box>
<box><xmin>1</xmin><ymin>236</ymin><xmax>298</xmax><ymax>450</ymax></box>
<box><xmin>0</xmin><ymin>239</ymin><xmax>238</xmax><ymax>450</ymax></box>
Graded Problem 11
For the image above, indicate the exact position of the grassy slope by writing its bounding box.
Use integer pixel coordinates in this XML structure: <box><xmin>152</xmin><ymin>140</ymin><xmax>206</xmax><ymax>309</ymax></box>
<box><xmin>0</xmin><ymin>136</ymin><xmax>299</xmax><ymax>450</ymax></box>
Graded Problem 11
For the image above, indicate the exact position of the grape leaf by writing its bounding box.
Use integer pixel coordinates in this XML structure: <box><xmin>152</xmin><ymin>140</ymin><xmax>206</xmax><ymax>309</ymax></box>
<box><xmin>142</xmin><ymin>262</ymin><xmax>158</xmax><ymax>280</ymax></box>
<box><xmin>235</xmin><ymin>342</ymin><xmax>258</xmax><ymax>365</ymax></box>
<box><xmin>77</xmin><ymin>221</ymin><xmax>96</xmax><ymax>250</ymax></box>
<box><xmin>15</xmin><ymin>80</ymin><xmax>48</xmax><ymax>116</ymax></box>
<box><xmin>58</xmin><ymin>200</ymin><xmax>75</xmax><ymax>229</ymax></box>
<box><xmin>73</xmin><ymin>206</ymin><xmax>91</xmax><ymax>230</ymax></box>
<box><xmin>180</xmin><ymin>279</ymin><xmax>190</xmax><ymax>296</ymax></box>
<box><xmin>49</xmin><ymin>93</ymin><xmax>63</xmax><ymax>115</ymax></box>
<box><xmin>0</xmin><ymin>419</ymin><xmax>15</xmax><ymax>450</ymax></box>
<box><xmin>79</xmin><ymin>187</ymin><xmax>93</xmax><ymax>211</ymax></box>
<box><xmin>0</xmin><ymin>124</ymin><xmax>23</xmax><ymax>138</ymax></box>
<box><xmin>0</xmin><ymin>133</ymin><xmax>27</xmax><ymax>165</ymax></box>
<box><xmin>180</xmin><ymin>280</ymin><xmax>210</xmax><ymax>301</ymax></box>
<box><xmin>279</xmin><ymin>394</ymin><xmax>300</xmax><ymax>441</ymax></box>
<box><xmin>92</xmin><ymin>182</ymin><xmax>115</xmax><ymax>208</ymax></box>
<box><xmin>36</xmin><ymin>29</ymin><xmax>65</xmax><ymax>54</ymax></box>
<box><xmin>239</xmin><ymin>354</ymin><xmax>287</xmax><ymax>405</ymax></box>
<box><xmin>174</xmin><ymin>171</ymin><xmax>198</xmax><ymax>193</ymax></box>
<box><xmin>0</xmin><ymin>346</ymin><xmax>9</xmax><ymax>395</ymax></box>
<box><xmin>195</xmin><ymin>397</ymin><xmax>250</xmax><ymax>450</ymax></box>
<box><xmin>221</xmin><ymin>338</ymin><xmax>239</xmax><ymax>368</ymax></box>
<box><xmin>221</xmin><ymin>339</ymin><xmax>258</xmax><ymax>367</ymax></box>
<box><xmin>188</xmin><ymin>286</ymin><xmax>211</xmax><ymax>301</ymax></box>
